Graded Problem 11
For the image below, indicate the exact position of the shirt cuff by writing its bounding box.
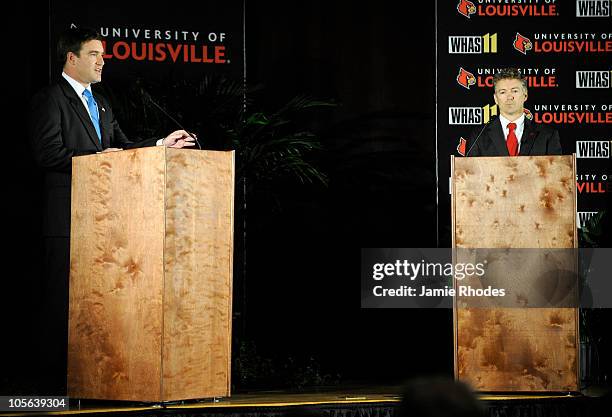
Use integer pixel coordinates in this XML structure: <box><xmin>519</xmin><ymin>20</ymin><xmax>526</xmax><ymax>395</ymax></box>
<box><xmin>156</xmin><ymin>138</ymin><xmax>164</xmax><ymax>146</ymax></box>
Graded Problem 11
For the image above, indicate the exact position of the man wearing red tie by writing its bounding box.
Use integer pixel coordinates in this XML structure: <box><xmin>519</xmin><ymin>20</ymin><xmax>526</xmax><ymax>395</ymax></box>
<box><xmin>465</xmin><ymin>68</ymin><xmax>562</xmax><ymax>157</ymax></box>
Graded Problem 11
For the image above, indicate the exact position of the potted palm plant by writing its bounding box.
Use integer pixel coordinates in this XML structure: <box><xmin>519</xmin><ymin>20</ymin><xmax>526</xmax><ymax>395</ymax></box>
<box><xmin>108</xmin><ymin>75</ymin><xmax>336</xmax><ymax>389</ymax></box>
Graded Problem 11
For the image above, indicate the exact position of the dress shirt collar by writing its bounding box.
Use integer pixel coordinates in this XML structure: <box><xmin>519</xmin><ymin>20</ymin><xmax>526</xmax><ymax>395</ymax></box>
<box><xmin>499</xmin><ymin>113</ymin><xmax>525</xmax><ymax>132</ymax></box>
<box><xmin>62</xmin><ymin>72</ymin><xmax>93</xmax><ymax>98</ymax></box>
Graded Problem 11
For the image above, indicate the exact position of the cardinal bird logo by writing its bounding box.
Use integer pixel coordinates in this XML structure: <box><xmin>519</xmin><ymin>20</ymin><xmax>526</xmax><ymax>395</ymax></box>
<box><xmin>457</xmin><ymin>67</ymin><xmax>476</xmax><ymax>90</ymax></box>
<box><xmin>523</xmin><ymin>108</ymin><xmax>533</xmax><ymax>120</ymax></box>
<box><xmin>457</xmin><ymin>137</ymin><xmax>467</xmax><ymax>156</ymax></box>
<box><xmin>513</xmin><ymin>33</ymin><xmax>533</xmax><ymax>55</ymax></box>
<box><xmin>457</xmin><ymin>0</ymin><xmax>477</xmax><ymax>18</ymax></box>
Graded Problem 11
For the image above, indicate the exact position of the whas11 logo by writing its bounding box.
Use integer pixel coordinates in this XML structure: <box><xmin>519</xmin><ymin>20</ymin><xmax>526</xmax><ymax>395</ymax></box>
<box><xmin>448</xmin><ymin>104</ymin><xmax>498</xmax><ymax>125</ymax></box>
<box><xmin>576</xmin><ymin>140</ymin><xmax>611</xmax><ymax>158</ymax></box>
<box><xmin>576</xmin><ymin>71</ymin><xmax>612</xmax><ymax>89</ymax></box>
<box><xmin>576</xmin><ymin>0</ymin><xmax>610</xmax><ymax>17</ymax></box>
<box><xmin>449</xmin><ymin>33</ymin><xmax>498</xmax><ymax>54</ymax></box>
<box><xmin>578</xmin><ymin>212</ymin><xmax>600</xmax><ymax>229</ymax></box>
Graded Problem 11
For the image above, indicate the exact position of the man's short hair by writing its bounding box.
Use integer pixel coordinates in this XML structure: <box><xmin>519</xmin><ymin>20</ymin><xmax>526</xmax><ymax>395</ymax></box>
<box><xmin>57</xmin><ymin>27</ymin><xmax>104</xmax><ymax>66</ymax></box>
<box><xmin>493</xmin><ymin>68</ymin><xmax>528</xmax><ymax>93</ymax></box>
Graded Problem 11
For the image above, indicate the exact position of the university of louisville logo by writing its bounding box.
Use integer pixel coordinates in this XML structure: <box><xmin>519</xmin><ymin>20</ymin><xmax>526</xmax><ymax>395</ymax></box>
<box><xmin>523</xmin><ymin>108</ymin><xmax>533</xmax><ymax>120</ymax></box>
<box><xmin>457</xmin><ymin>67</ymin><xmax>476</xmax><ymax>89</ymax></box>
<box><xmin>513</xmin><ymin>33</ymin><xmax>532</xmax><ymax>54</ymax></box>
<box><xmin>457</xmin><ymin>137</ymin><xmax>467</xmax><ymax>156</ymax></box>
<box><xmin>457</xmin><ymin>0</ymin><xmax>476</xmax><ymax>18</ymax></box>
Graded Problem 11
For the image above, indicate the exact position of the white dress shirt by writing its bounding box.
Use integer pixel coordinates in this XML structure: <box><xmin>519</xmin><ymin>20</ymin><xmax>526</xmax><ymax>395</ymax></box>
<box><xmin>62</xmin><ymin>72</ymin><xmax>164</xmax><ymax>146</ymax></box>
<box><xmin>62</xmin><ymin>72</ymin><xmax>98</xmax><ymax>118</ymax></box>
<box><xmin>499</xmin><ymin>113</ymin><xmax>525</xmax><ymax>153</ymax></box>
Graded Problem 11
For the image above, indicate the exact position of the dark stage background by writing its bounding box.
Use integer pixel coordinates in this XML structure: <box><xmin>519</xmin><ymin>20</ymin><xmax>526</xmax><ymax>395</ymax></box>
<box><xmin>5</xmin><ymin>0</ymin><xmax>449</xmax><ymax>393</ymax></box>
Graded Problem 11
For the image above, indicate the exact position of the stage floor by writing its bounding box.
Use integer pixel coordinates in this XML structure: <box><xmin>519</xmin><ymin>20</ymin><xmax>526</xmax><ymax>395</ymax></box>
<box><xmin>0</xmin><ymin>385</ymin><xmax>606</xmax><ymax>417</ymax></box>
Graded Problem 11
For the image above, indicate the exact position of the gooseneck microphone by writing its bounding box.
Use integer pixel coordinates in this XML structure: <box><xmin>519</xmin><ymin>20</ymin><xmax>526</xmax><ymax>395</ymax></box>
<box><xmin>465</xmin><ymin>115</ymin><xmax>497</xmax><ymax>157</ymax></box>
<box><xmin>141</xmin><ymin>89</ymin><xmax>202</xmax><ymax>150</ymax></box>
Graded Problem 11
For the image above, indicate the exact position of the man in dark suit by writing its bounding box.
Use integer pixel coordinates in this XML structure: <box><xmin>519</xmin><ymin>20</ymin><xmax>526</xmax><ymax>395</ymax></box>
<box><xmin>465</xmin><ymin>68</ymin><xmax>562</xmax><ymax>157</ymax></box>
<box><xmin>27</xmin><ymin>27</ymin><xmax>195</xmax><ymax>394</ymax></box>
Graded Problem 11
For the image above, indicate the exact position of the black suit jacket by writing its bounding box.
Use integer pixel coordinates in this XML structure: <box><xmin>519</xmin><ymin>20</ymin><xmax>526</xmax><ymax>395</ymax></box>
<box><xmin>465</xmin><ymin>117</ymin><xmax>562</xmax><ymax>157</ymax></box>
<box><xmin>28</xmin><ymin>77</ymin><xmax>158</xmax><ymax>236</ymax></box>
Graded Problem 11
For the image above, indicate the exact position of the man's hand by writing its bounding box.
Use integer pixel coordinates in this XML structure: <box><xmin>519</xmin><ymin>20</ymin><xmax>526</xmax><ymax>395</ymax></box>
<box><xmin>97</xmin><ymin>148</ymin><xmax>123</xmax><ymax>153</ymax></box>
<box><xmin>162</xmin><ymin>130</ymin><xmax>197</xmax><ymax>148</ymax></box>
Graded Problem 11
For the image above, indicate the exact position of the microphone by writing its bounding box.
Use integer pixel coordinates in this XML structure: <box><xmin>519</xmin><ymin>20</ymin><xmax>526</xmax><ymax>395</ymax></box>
<box><xmin>465</xmin><ymin>115</ymin><xmax>497</xmax><ymax>157</ymax></box>
<box><xmin>141</xmin><ymin>89</ymin><xmax>202</xmax><ymax>150</ymax></box>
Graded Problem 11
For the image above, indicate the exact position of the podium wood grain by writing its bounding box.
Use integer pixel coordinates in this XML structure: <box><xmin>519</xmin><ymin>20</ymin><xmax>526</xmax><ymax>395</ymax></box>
<box><xmin>68</xmin><ymin>147</ymin><xmax>234</xmax><ymax>401</ymax></box>
<box><xmin>452</xmin><ymin>155</ymin><xmax>578</xmax><ymax>392</ymax></box>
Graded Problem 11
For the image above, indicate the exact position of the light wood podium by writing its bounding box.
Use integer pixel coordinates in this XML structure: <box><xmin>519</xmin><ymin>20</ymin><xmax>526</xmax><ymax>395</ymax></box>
<box><xmin>68</xmin><ymin>147</ymin><xmax>234</xmax><ymax>401</ymax></box>
<box><xmin>451</xmin><ymin>155</ymin><xmax>579</xmax><ymax>392</ymax></box>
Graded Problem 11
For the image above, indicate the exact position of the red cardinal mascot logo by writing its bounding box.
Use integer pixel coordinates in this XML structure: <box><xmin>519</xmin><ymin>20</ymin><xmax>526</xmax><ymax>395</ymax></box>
<box><xmin>457</xmin><ymin>137</ymin><xmax>467</xmax><ymax>156</ymax></box>
<box><xmin>523</xmin><ymin>108</ymin><xmax>533</xmax><ymax>120</ymax></box>
<box><xmin>457</xmin><ymin>67</ymin><xmax>476</xmax><ymax>90</ymax></box>
<box><xmin>457</xmin><ymin>0</ymin><xmax>476</xmax><ymax>18</ymax></box>
<box><xmin>513</xmin><ymin>33</ymin><xmax>533</xmax><ymax>54</ymax></box>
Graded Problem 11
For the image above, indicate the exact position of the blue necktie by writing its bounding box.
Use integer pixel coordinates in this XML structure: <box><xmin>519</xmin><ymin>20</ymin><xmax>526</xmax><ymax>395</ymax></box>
<box><xmin>82</xmin><ymin>89</ymin><xmax>102</xmax><ymax>143</ymax></box>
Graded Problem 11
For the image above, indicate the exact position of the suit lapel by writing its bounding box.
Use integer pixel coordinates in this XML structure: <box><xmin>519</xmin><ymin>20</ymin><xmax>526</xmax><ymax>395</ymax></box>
<box><xmin>519</xmin><ymin>118</ymin><xmax>537</xmax><ymax>156</ymax></box>
<box><xmin>487</xmin><ymin>118</ymin><xmax>509</xmax><ymax>156</ymax></box>
<box><xmin>59</xmin><ymin>79</ymin><xmax>103</xmax><ymax>151</ymax></box>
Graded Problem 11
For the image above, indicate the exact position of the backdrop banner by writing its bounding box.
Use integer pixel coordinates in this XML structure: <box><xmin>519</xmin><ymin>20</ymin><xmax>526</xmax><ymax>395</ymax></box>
<box><xmin>50</xmin><ymin>0</ymin><xmax>245</xmax><ymax>143</ymax></box>
<box><xmin>436</xmin><ymin>0</ymin><xmax>611</xmax><ymax>242</ymax></box>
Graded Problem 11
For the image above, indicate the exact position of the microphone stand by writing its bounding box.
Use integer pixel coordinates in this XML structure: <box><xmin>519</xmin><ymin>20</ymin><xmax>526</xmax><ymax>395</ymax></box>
<box><xmin>143</xmin><ymin>90</ymin><xmax>202</xmax><ymax>150</ymax></box>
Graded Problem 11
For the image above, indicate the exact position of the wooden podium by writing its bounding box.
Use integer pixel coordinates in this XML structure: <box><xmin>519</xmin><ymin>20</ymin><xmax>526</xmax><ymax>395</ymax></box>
<box><xmin>451</xmin><ymin>155</ymin><xmax>579</xmax><ymax>392</ymax></box>
<box><xmin>67</xmin><ymin>147</ymin><xmax>234</xmax><ymax>401</ymax></box>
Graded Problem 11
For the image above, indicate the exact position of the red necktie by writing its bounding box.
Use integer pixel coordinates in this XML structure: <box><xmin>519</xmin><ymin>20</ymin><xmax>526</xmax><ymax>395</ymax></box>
<box><xmin>506</xmin><ymin>122</ymin><xmax>518</xmax><ymax>156</ymax></box>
